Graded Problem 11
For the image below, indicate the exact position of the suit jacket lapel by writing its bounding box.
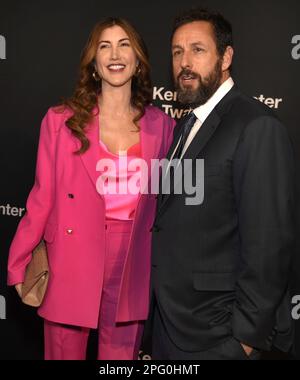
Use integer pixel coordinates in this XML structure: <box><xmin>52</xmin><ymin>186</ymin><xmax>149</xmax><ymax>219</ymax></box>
<box><xmin>181</xmin><ymin>86</ymin><xmax>240</xmax><ymax>163</ymax></box>
<box><xmin>74</xmin><ymin>106</ymin><xmax>160</xmax><ymax>199</ymax></box>
<box><xmin>74</xmin><ymin>107</ymin><xmax>101</xmax><ymax>195</ymax></box>
<box><xmin>140</xmin><ymin>109</ymin><xmax>161</xmax><ymax>195</ymax></box>
<box><xmin>165</xmin><ymin>116</ymin><xmax>187</xmax><ymax>161</ymax></box>
<box><xmin>181</xmin><ymin>110</ymin><xmax>221</xmax><ymax>161</ymax></box>
<box><xmin>157</xmin><ymin>114</ymin><xmax>191</xmax><ymax>209</ymax></box>
<box><xmin>156</xmin><ymin>86</ymin><xmax>240</xmax><ymax>218</ymax></box>
<box><xmin>157</xmin><ymin>110</ymin><xmax>221</xmax><ymax>214</ymax></box>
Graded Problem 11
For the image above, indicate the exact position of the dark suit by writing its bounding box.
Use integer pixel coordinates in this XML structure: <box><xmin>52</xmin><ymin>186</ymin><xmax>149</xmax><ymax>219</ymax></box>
<box><xmin>150</xmin><ymin>86</ymin><xmax>295</xmax><ymax>358</ymax></box>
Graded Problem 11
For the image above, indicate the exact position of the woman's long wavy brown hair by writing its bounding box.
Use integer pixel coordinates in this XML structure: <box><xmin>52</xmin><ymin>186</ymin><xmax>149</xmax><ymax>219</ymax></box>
<box><xmin>58</xmin><ymin>17</ymin><xmax>152</xmax><ymax>155</ymax></box>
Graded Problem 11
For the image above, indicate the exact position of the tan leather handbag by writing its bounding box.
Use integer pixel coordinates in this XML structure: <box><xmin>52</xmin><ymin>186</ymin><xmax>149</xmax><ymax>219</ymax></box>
<box><xmin>21</xmin><ymin>240</ymin><xmax>49</xmax><ymax>307</ymax></box>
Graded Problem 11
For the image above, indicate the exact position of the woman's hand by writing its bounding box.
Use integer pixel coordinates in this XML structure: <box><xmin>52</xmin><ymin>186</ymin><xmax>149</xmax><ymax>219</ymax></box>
<box><xmin>15</xmin><ymin>283</ymin><xmax>23</xmax><ymax>298</ymax></box>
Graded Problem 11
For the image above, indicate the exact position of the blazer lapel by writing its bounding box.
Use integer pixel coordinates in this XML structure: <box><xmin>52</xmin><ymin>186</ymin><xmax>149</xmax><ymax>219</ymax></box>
<box><xmin>140</xmin><ymin>109</ymin><xmax>162</xmax><ymax>196</ymax></box>
<box><xmin>157</xmin><ymin>110</ymin><xmax>221</xmax><ymax>215</ymax></box>
<box><xmin>182</xmin><ymin>86</ymin><xmax>240</xmax><ymax>163</ymax></box>
<box><xmin>156</xmin><ymin>115</ymin><xmax>190</xmax><ymax>210</ymax></box>
<box><xmin>75</xmin><ymin>108</ymin><xmax>161</xmax><ymax>195</ymax></box>
<box><xmin>74</xmin><ymin>107</ymin><xmax>101</xmax><ymax>195</ymax></box>
<box><xmin>165</xmin><ymin>116</ymin><xmax>187</xmax><ymax>161</ymax></box>
<box><xmin>181</xmin><ymin>109</ymin><xmax>221</xmax><ymax>161</ymax></box>
<box><xmin>74</xmin><ymin>106</ymin><xmax>161</xmax><ymax>199</ymax></box>
<box><xmin>156</xmin><ymin>86</ymin><xmax>240</xmax><ymax>218</ymax></box>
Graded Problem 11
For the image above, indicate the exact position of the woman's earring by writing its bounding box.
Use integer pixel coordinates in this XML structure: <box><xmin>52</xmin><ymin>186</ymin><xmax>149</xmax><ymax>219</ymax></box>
<box><xmin>93</xmin><ymin>71</ymin><xmax>101</xmax><ymax>82</ymax></box>
<box><xmin>135</xmin><ymin>66</ymin><xmax>142</xmax><ymax>77</ymax></box>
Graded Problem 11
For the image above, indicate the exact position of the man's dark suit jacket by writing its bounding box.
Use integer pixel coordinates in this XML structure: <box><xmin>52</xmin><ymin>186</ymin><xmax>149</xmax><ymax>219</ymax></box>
<box><xmin>151</xmin><ymin>86</ymin><xmax>295</xmax><ymax>353</ymax></box>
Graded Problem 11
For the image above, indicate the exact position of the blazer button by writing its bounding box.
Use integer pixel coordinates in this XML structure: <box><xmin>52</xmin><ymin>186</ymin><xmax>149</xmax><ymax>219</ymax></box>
<box><xmin>66</xmin><ymin>229</ymin><xmax>73</xmax><ymax>235</ymax></box>
<box><xmin>68</xmin><ymin>194</ymin><xmax>74</xmax><ymax>199</ymax></box>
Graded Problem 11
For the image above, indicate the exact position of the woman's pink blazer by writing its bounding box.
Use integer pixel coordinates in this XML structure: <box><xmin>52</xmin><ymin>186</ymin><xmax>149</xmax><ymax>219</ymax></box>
<box><xmin>7</xmin><ymin>105</ymin><xmax>175</xmax><ymax>328</ymax></box>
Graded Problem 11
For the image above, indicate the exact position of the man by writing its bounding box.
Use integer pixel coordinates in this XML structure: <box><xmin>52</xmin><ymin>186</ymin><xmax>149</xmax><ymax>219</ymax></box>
<box><xmin>150</xmin><ymin>8</ymin><xmax>295</xmax><ymax>360</ymax></box>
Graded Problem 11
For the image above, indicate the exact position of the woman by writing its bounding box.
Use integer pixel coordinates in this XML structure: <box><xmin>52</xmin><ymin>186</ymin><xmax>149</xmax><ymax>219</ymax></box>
<box><xmin>7</xmin><ymin>17</ymin><xmax>175</xmax><ymax>360</ymax></box>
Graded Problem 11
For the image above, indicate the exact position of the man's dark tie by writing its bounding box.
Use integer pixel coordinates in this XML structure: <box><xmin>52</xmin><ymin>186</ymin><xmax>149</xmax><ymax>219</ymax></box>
<box><xmin>172</xmin><ymin>112</ymin><xmax>197</xmax><ymax>159</ymax></box>
<box><xmin>160</xmin><ymin>112</ymin><xmax>197</xmax><ymax>203</ymax></box>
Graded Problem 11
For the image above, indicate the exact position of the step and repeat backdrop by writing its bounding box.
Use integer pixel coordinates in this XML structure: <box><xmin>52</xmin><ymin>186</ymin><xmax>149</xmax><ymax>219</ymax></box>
<box><xmin>0</xmin><ymin>0</ymin><xmax>299</xmax><ymax>360</ymax></box>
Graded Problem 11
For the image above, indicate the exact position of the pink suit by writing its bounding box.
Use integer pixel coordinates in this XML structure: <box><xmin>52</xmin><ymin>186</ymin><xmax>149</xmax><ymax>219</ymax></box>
<box><xmin>7</xmin><ymin>105</ymin><xmax>175</xmax><ymax>359</ymax></box>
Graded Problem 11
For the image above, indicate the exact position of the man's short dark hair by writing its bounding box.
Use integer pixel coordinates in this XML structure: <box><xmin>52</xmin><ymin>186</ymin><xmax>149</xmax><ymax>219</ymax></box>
<box><xmin>172</xmin><ymin>8</ymin><xmax>233</xmax><ymax>57</ymax></box>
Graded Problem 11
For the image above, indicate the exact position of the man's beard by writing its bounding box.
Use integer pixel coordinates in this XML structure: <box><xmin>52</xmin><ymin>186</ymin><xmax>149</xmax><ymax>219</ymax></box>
<box><xmin>175</xmin><ymin>59</ymin><xmax>223</xmax><ymax>107</ymax></box>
